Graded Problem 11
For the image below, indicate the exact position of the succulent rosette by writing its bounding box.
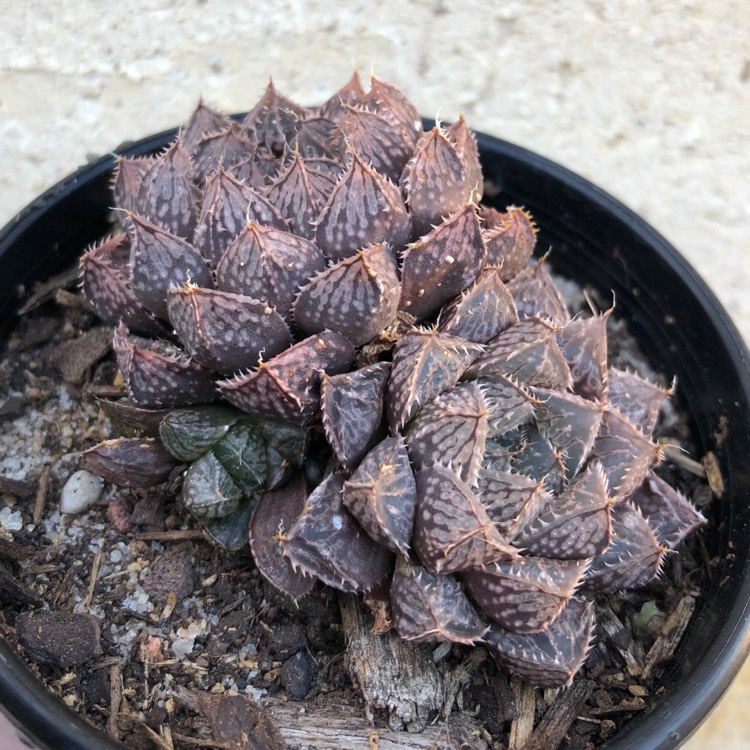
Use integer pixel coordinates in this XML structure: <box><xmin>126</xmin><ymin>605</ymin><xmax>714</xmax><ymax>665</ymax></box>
<box><xmin>80</xmin><ymin>73</ymin><xmax>705</xmax><ymax>687</ymax></box>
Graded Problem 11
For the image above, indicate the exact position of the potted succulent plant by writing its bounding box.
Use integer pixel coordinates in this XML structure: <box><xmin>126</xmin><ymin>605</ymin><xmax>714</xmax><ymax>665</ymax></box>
<box><xmin>0</xmin><ymin>74</ymin><xmax>748</xmax><ymax>749</ymax></box>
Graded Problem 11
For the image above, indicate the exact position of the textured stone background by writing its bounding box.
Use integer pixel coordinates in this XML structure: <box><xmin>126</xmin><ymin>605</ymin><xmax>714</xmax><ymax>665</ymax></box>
<box><xmin>0</xmin><ymin>1</ymin><xmax>748</xmax><ymax>748</ymax></box>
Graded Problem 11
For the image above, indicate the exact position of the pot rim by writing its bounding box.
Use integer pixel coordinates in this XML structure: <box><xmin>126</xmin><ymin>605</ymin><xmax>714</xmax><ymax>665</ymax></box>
<box><xmin>0</xmin><ymin>123</ymin><xmax>748</xmax><ymax>750</ymax></box>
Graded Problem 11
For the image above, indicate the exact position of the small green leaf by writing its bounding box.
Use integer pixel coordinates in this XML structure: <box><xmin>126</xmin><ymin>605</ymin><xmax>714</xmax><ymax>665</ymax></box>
<box><xmin>159</xmin><ymin>406</ymin><xmax>240</xmax><ymax>462</ymax></box>
<box><xmin>199</xmin><ymin>497</ymin><xmax>256</xmax><ymax>551</ymax></box>
<box><xmin>182</xmin><ymin>451</ymin><xmax>242</xmax><ymax>518</ymax></box>
<box><xmin>632</xmin><ymin>600</ymin><xmax>664</xmax><ymax>630</ymax></box>
<box><xmin>213</xmin><ymin>422</ymin><xmax>267</xmax><ymax>495</ymax></box>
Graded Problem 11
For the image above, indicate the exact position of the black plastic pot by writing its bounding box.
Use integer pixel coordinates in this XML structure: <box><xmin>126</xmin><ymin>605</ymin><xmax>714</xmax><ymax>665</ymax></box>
<box><xmin>1</xmin><ymin>125</ymin><xmax>749</xmax><ymax>750</ymax></box>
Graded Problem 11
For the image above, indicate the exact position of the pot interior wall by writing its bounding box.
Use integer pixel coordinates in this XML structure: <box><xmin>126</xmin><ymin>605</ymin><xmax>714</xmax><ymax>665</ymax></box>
<box><xmin>0</xmin><ymin>126</ymin><xmax>748</xmax><ymax>750</ymax></box>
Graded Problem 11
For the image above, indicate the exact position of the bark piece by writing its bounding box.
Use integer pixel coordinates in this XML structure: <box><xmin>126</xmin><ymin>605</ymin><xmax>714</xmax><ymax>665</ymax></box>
<box><xmin>17</xmin><ymin>611</ymin><xmax>102</xmax><ymax>668</ymax></box>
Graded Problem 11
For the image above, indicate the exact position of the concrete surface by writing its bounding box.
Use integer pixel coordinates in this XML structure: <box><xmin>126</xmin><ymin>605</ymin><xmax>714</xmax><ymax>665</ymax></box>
<box><xmin>0</xmin><ymin>1</ymin><xmax>748</xmax><ymax>748</ymax></box>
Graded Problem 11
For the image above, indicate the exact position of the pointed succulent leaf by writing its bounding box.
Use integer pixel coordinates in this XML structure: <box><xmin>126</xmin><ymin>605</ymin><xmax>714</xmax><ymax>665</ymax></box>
<box><xmin>199</xmin><ymin>497</ymin><xmax>255</xmax><ymax>552</ymax></box>
<box><xmin>159</xmin><ymin>405</ymin><xmax>240</xmax><ymax>462</ymax></box>
<box><xmin>405</xmin><ymin>381</ymin><xmax>489</xmax><ymax>486</ymax></box>
<box><xmin>531</xmin><ymin>387</ymin><xmax>605</xmax><ymax>479</ymax></box>
<box><xmin>282</xmin><ymin>472</ymin><xmax>394</xmax><ymax>592</ymax></box>
<box><xmin>216</xmin><ymin>222</ymin><xmax>326</xmax><ymax>320</ymax></box>
<box><xmin>193</xmin><ymin>169</ymin><xmax>266</xmax><ymax>263</ymax></box>
<box><xmin>558</xmin><ymin>313</ymin><xmax>610</xmax><ymax>403</ymax></box>
<box><xmin>463</xmin><ymin>556</ymin><xmax>589</xmax><ymax>634</ymax></box>
<box><xmin>386</xmin><ymin>329</ymin><xmax>483</xmax><ymax>432</ymax></box>
<box><xmin>167</xmin><ymin>285</ymin><xmax>292</xmax><ymax>374</ymax></box>
<box><xmin>319</xmin><ymin>71</ymin><xmax>366</xmax><ymax>120</ymax></box>
<box><xmin>321</xmin><ymin>362</ymin><xmax>390</xmax><ymax>470</ymax></box>
<box><xmin>512</xmin><ymin>426</ymin><xmax>567</xmax><ymax>494</ymax></box>
<box><xmin>590</xmin><ymin>408</ymin><xmax>663</xmax><ymax>500</ymax></box>
<box><xmin>483</xmin><ymin>433</ymin><xmax>521</xmax><ymax>474</ymax></box>
<box><xmin>249</xmin><ymin>475</ymin><xmax>315</xmax><ymax>598</ymax></box>
<box><xmin>414</xmin><ymin>463</ymin><xmax>521</xmax><ymax>574</ymax></box>
<box><xmin>582</xmin><ymin>502</ymin><xmax>666</xmax><ymax>592</ymax></box>
<box><xmin>182</xmin><ymin>449</ymin><xmax>243</xmax><ymax>519</ymax></box>
<box><xmin>293</xmin><ymin>243</ymin><xmax>401</xmax><ymax>346</ymax></box>
<box><xmin>507</xmin><ymin>259</ymin><xmax>571</xmax><ymax>325</ymax></box>
<box><xmin>399</xmin><ymin>205</ymin><xmax>486</xmax><ymax>320</ymax></box>
<box><xmin>97</xmin><ymin>399</ymin><xmax>170</xmax><ymax>438</ymax></box>
<box><xmin>217</xmin><ymin>330</ymin><xmax>356</xmax><ymax>424</ymax></box>
<box><xmin>485</xmin><ymin>597</ymin><xmax>595</xmax><ymax>688</ymax></box>
<box><xmin>342</xmin><ymin>435</ymin><xmax>416</xmax><ymax>556</ymax></box>
<box><xmin>391</xmin><ymin>559</ymin><xmax>487</xmax><ymax>645</ymax></box>
<box><xmin>79</xmin><ymin>437</ymin><xmax>180</xmax><ymax>487</ymax></box>
<box><xmin>607</xmin><ymin>367</ymin><xmax>671</xmax><ymax>436</ymax></box>
<box><xmin>257</xmin><ymin>418</ymin><xmax>308</xmax><ymax>471</ymax></box>
<box><xmin>446</xmin><ymin>115</ymin><xmax>483</xmax><ymax>203</ymax></box>
<box><xmin>191</xmin><ymin>122</ymin><xmax>257</xmax><ymax>182</ymax></box>
<box><xmin>515</xmin><ymin>464</ymin><xmax>612</xmax><ymax>559</ymax></box>
<box><xmin>482</xmin><ymin>206</ymin><xmax>537</xmax><ymax>281</ymax></box>
<box><xmin>113</xmin><ymin>324</ymin><xmax>216</xmax><ymax>408</ymax></box>
<box><xmin>242</xmin><ymin>80</ymin><xmax>310</xmax><ymax>154</ymax></box>
<box><xmin>213</xmin><ymin>421</ymin><xmax>268</xmax><ymax>495</ymax></box>
<box><xmin>179</xmin><ymin>99</ymin><xmax>231</xmax><ymax>156</ymax></box>
<box><xmin>466</xmin><ymin>317</ymin><xmax>572</xmax><ymax>391</ymax></box>
<box><xmin>127</xmin><ymin>213</ymin><xmax>214</xmax><ymax>320</ymax></box>
<box><xmin>629</xmin><ymin>472</ymin><xmax>706</xmax><ymax>548</ymax></box>
<box><xmin>293</xmin><ymin>115</ymin><xmax>340</xmax><ymax>160</ymax></box>
<box><xmin>135</xmin><ymin>140</ymin><xmax>200</xmax><ymax>241</ymax></box>
<box><xmin>338</xmin><ymin>104</ymin><xmax>413</xmax><ymax>183</ymax></box>
<box><xmin>315</xmin><ymin>149</ymin><xmax>411</xmax><ymax>262</ymax></box>
<box><xmin>477</xmin><ymin>466</ymin><xmax>551</xmax><ymax>539</ymax></box>
<box><xmin>437</xmin><ymin>268</ymin><xmax>518</xmax><ymax>343</ymax></box>
<box><xmin>400</xmin><ymin>126</ymin><xmax>466</xmax><ymax>236</ymax></box>
<box><xmin>474</xmin><ymin>376</ymin><xmax>537</xmax><ymax>437</ymax></box>
<box><xmin>361</xmin><ymin>75</ymin><xmax>423</xmax><ymax>145</ymax></box>
<box><xmin>265</xmin><ymin>151</ymin><xmax>324</xmax><ymax>239</ymax></box>
<box><xmin>112</xmin><ymin>155</ymin><xmax>154</xmax><ymax>214</ymax></box>
<box><xmin>79</xmin><ymin>233</ymin><xmax>166</xmax><ymax>337</ymax></box>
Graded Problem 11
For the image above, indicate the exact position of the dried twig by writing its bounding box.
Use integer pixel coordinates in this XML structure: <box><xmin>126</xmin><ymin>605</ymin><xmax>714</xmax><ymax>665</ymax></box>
<box><xmin>33</xmin><ymin>466</ymin><xmax>51</xmax><ymax>526</ymax></box>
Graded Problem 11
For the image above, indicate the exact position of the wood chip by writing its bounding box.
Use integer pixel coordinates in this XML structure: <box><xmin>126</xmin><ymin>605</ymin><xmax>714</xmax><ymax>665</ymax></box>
<box><xmin>641</xmin><ymin>595</ymin><xmax>696</xmax><ymax>680</ymax></box>
<box><xmin>33</xmin><ymin>466</ymin><xmax>52</xmax><ymax>525</ymax></box>
<box><xmin>509</xmin><ymin>677</ymin><xmax>536</xmax><ymax>750</ymax></box>
<box><xmin>109</xmin><ymin>662</ymin><xmax>122</xmax><ymax>741</ymax></box>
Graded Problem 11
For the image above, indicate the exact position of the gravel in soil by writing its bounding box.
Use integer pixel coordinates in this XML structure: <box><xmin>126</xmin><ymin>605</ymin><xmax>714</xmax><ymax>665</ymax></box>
<box><xmin>0</xmin><ymin>273</ymin><xmax>714</xmax><ymax>749</ymax></box>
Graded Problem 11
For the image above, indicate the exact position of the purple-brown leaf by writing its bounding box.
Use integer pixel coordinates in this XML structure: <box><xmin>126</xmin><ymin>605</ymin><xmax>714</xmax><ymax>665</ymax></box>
<box><xmin>113</xmin><ymin>323</ymin><xmax>216</xmax><ymax>408</ymax></box>
<box><xmin>475</xmin><ymin>376</ymin><xmax>538</xmax><ymax>437</ymax></box>
<box><xmin>507</xmin><ymin>259</ymin><xmax>571</xmax><ymax>325</ymax></box>
<box><xmin>413</xmin><ymin>463</ymin><xmax>520</xmax><ymax>574</ymax></box>
<box><xmin>446</xmin><ymin>115</ymin><xmax>483</xmax><ymax>203</ymax></box>
<box><xmin>282</xmin><ymin>472</ymin><xmax>393</xmax><ymax>593</ymax></box>
<box><xmin>319</xmin><ymin>71</ymin><xmax>366</xmax><ymax>120</ymax></box>
<box><xmin>482</xmin><ymin>206</ymin><xmax>537</xmax><ymax>281</ymax></box>
<box><xmin>400</xmin><ymin>126</ymin><xmax>466</xmax><ymax>236</ymax></box>
<box><xmin>242</xmin><ymin>79</ymin><xmax>310</xmax><ymax>155</ymax></box>
<box><xmin>215</xmin><ymin>222</ymin><xmax>326</xmax><ymax>321</ymax></box>
<box><xmin>485</xmin><ymin>596</ymin><xmax>595</xmax><ymax>688</ymax></box>
<box><xmin>217</xmin><ymin>331</ymin><xmax>355</xmax><ymax>424</ymax></box>
<box><xmin>466</xmin><ymin>317</ymin><xmax>572</xmax><ymax>391</ymax></box>
<box><xmin>321</xmin><ymin>362</ymin><xmax>390</xmax><ymax>471</ymax></box>
<box><xmin>79</xmin><ymin>234</ymin><xmax>166</xmax><ymax>337</ymax></box>
<box><xmin>249</xmin><ymin>475</ymin><xmax>315</xmax><ymax>599</ymax></box>
<box><xmin>126</xmin><ymin>213</ymin><xmax>214</xmax><ymax>320</ymax></box>
<box><xmin>589</xmin><ymin>408</ymin><xmax>663</xmax><ymax>500</ymax></box>
<box><xmin>405</xmin><ymin>381</ymin><xmax>489</xmax><ymax>486</ymax></box>
<box><xmin>399</xmin><ymin>205</ymin><xmax>486</xmax><ymax>321</ymax></box>
<box><xmin>167</xmin><ymin>285</ymin><xmax>292</xmax><ymax>374</ymax></box>
<box><xmin>386</xmin><ymin>329</ymin><xmax>483</xmax><ymax>432</ymax></box>
<box><xmin>361</xmin><ymin>76</ymin><xmax>423</xmax><ymax>146</ymax></box>
<box><xmin>80</xmin><ymin>438</ymin><xmax>180</xmax><ymax>487</ymax></box>
<box><xmin>191</xmin><ymin>122</ymin><xmax>257</xmax><ymax>183</ymax></box>
<box><xmin>463</xmin><ymin>556</ymin><xmax>589</xmax><ymax>634</ymax></box>
<box><xmin>135</xmin><ymin>140</ymin><xmax>200</xmax><ymax>241</ymax></box>
<box><xmin>629</xmin><ymin>472</ymin><xmax>706</xmax><ymax>548</ymax></box>
<box><xmin>112</xmin><ymin>155</ymin><xmax>153</xmax><ymax>214</ymax></box>
<box><xmin>607</xmin><ymin>368</ymin><xmax>671</xmax><ymax>436</ymax></box>
<box><xmin>293</xmin><ymin>243</ymin><xmax>401</xmax><ymax>346</ymax></box>
<box><xmin>582</xmin><ymin>502</ymin><xmax>666</xmax><ymax>593</ymax></box>
<box><xmin>558</xmin><ymin>313</ymin><xmax>610</xmax><ymax>403</ymax></box>
<box><xmin>342</xmin><ymin>434</ymin><xmax>416</xmax><ymax>556</ymax></box>
<box><xmin>391</xmin><ymin>560</ymin><xmax>487</xmax><ymax>645</ymax></box>
<box><xmin>515</xmin><ymin>464</ymin><xmax>612</xmax><ymax>559</ymax></box>
<box><xmin>437</xmin><ymin>268</ymin><xmax>518</xmax><ymax>343</ymax></box>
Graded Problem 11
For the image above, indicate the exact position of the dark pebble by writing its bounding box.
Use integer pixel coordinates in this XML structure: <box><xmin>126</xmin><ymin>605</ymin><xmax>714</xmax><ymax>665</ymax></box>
<box><xmin>17</xmin><ymin>611</ymin><xmax>102</xmax><ymax>668</ymax></box>
<box><xmin>280</xmin><ymin>650</ymin><xmax>314</xmax><ymax>700</ymax></box>
<box><xmin>142</xmin><ymin>549</ymin><xmax>194</xmax><ymax>603</ymax></box>
<box><xmin>80</xmin><ymin>668</ymin><xmax>110</xmax><ymax>710</ymax></box>
<box><xmin>268</xmin><ymin>622</ymin><xmax>307</xmax><ymax>660</ymax></box>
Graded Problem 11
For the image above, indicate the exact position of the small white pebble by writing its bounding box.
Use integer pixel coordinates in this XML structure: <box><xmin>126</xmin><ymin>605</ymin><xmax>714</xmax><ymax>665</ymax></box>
<box><xmin>60</xmin><ymin>470</ymin><xmax>104</xmax><ymax>514</ymax></box>
<box><xmin>0</xmin><ymin>506</ymin><xmax>23</xmax><ymax>531</ymax></box>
